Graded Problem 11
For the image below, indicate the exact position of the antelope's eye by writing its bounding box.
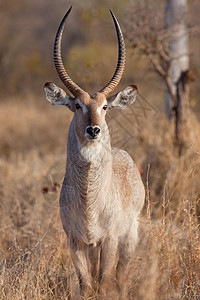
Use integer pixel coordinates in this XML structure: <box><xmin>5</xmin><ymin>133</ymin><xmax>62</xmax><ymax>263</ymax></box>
<box><xmin>76</xmin><ymin>103</ymin><xmax>81</xmax><ymax>110</ymax></box>
<box><xmin>103</xmin><ymin>105</ymin><xmax>107</xmax><ymax>110</ymax></box>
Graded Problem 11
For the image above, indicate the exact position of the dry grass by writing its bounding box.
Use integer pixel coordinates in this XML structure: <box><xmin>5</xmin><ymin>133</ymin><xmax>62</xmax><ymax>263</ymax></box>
<box><xmin>0</xmin><ymin>97</ymin><xmax>199</xmax><ymax>299</ymax></box>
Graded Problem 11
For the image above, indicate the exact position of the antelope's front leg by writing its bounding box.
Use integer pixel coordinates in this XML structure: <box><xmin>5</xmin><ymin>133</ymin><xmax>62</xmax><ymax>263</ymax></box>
<box><xmin>99</xmin><ymin>237</ymin><xmax>119</xmax><ymax>297</ymax></box>
<box><xmin>69</xmin><ymin>244</ymin><xmax>92</xmax><ymax>296</ymax></box>
<box><xmin>89</xmin><ymin>245</ymin><xmax>100</xmax><ymax>285</ymax></box>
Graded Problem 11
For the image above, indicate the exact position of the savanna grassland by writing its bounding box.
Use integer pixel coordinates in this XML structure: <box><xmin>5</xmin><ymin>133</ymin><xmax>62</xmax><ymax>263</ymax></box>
<box><xmin>0</xmin><ymin>0</ymin><xmax>200</xmax><ymax>299</ymax></box>
<box><xmin>0</xmin><ymin>95</ymin><xmax>199</xmax><ymax>299</ymax></box>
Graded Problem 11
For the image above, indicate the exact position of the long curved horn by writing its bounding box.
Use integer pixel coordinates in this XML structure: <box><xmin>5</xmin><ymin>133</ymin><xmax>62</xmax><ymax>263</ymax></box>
<box><xmin>98</xmin><ymin>10</ymin><xmax>126</xmax><ymax>97</ymax></box>
<box><xmin>54</xmin><ymin>6</ymin><xmax>84</xmax><ymax>97</ymax></box>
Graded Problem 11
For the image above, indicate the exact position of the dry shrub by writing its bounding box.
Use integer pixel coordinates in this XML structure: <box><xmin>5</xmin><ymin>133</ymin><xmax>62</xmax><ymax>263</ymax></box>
<box><xmin>0</xmin><ymin>99</ymin><xmax>199</xmax><ymax>299</ymax></box>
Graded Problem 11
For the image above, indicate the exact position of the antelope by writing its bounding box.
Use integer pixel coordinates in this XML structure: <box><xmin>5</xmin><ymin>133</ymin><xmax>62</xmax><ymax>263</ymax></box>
<box><xmin>44</xmin><ymin>6</ymin><xmax>145</xmax><ymax>297</ymax></box>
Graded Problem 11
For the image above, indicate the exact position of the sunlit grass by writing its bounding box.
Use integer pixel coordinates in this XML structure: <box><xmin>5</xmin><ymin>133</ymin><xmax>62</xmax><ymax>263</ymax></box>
<box><xmin>0</xmin><ymin>100</ymin><xmax>199</xmax><ymax>299</ymax></box>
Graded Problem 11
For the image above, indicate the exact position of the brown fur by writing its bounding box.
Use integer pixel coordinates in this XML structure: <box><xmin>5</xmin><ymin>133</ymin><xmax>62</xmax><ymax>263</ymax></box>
<box><xmin>44</xmin><ymin>83</ymin><xmax>145</xmax><ymax>298</ymax></box>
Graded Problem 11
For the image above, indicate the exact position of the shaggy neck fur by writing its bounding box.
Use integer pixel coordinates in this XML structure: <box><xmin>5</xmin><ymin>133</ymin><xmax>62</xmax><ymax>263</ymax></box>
<box><xmin>66</xmin><ymin>117</ymin><xmax>112</xmax><ymax>207</ymax></box>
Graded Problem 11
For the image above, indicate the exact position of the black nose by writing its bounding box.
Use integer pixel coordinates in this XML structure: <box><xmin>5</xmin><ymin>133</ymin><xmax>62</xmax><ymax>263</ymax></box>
<box><xmin>86</xmin><ymin>126</ymin><xmax>101</xmax><ymax>138</ymax></box>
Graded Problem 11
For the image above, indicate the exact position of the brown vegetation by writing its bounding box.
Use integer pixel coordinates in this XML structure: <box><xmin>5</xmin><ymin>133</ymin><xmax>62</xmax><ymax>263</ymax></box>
<box><xmin>0</xmin><ymin>97</ymin><xmax>199</xmax><ymax>299</ymax></box>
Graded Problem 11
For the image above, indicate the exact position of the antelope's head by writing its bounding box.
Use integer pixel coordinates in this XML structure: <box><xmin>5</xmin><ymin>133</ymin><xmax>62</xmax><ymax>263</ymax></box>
<box><xmin>44</xmin><ymin>7</ymin><xmax>137</xmax><ymax>146</ymax></box>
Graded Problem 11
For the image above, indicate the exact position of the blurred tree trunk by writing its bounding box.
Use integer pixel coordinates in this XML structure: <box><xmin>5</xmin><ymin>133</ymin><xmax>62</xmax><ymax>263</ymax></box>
<box><xmin>165</xmin><ymin>0</ymin><xmax>194</xmax><ymax>154</ymax></box>
<box><xmin>175</xmin><ymin>70</ymin><xmax>195</xmax><ymax>155</ymax></box>
<box><xmin>165</xmin><ymin>0</ymin><xmax>189</xmax><ymax>118</ymax></box>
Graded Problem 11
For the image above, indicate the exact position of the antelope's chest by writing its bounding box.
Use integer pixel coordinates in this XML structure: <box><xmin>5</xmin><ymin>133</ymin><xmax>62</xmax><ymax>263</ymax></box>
<box><xmin>61</xmin><ymin>163</ymin><xmax>115</xmax><ymax>243</ymax></box>
<box><xmin>81</xmin><ymin>197</ymin><xmax>115</xmax><ymax>243</ymax></box>
<box><xmin>83</xmin><ymin>196</ymin><xmax>109</xmax><ymax>243</ymax></box>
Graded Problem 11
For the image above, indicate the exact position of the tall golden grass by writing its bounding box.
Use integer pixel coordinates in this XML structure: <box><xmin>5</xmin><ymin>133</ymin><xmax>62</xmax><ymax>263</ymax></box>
<box><xmin>0</xmin><ymin>98</ymin><xmax>199</xmax><ymax>299</ymax></box>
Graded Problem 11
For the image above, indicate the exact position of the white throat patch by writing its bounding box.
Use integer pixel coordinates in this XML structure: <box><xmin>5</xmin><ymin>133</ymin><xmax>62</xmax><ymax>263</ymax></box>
<box><xmin>76</xmin><ymin>133</ymin><xmax>103</xmax><ymax>162</ymax></box>
<box><xmin>80</xmin><ymin>143</ymin><xmax>103</xmax><ymax>162</ymax></box>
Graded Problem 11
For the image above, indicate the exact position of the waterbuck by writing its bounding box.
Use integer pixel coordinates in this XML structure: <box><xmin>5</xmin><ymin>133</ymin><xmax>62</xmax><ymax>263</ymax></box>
<box><xmin>44</xmin><ymin>6</ymin><xmax>145</xmax><ymax>297</ymax></box>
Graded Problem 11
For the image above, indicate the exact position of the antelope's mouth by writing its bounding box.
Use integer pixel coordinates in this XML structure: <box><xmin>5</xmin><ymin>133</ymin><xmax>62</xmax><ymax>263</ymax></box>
<box><xmin>86</xmin><ymin>133</ymin><xmax>102</xmax><ymax>142</ymax></box>
<box><xmin>86</xmin><ymin>136</ymin><xmax>101</xmax><ymax>142</ymax></box>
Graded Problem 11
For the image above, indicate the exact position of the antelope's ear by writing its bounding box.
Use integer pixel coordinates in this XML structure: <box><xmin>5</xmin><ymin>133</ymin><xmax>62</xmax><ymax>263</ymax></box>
<box><xmin>107</xmin><ymin>85</ymin><xmax>138</xmax><ymax>111</ymax></box>
<box><xmin>44</xmin><ymin>82</ymin><xmax>75</xmax><ymax>112</ymax></box>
